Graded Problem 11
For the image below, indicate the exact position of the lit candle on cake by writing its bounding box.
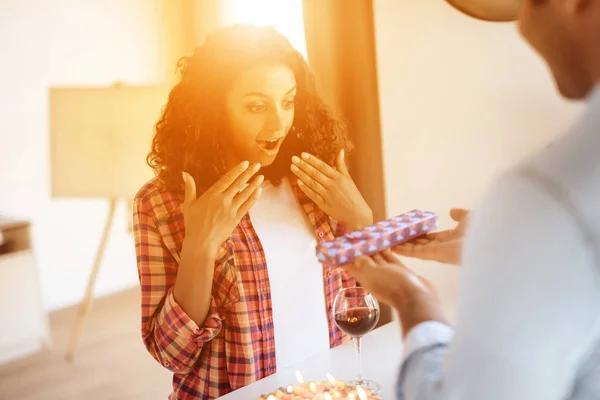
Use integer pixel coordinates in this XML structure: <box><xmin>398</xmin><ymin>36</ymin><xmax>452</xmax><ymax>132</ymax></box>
<box><xmin>356</xmin><ymin>386</ymin><xmax>368</xmax><ymax>400</ymax></box>
<box><xmin>295</xmin><ymin>371</ymin><xmax>304</xmax><ymax>384</ymax></box>
<box><xmin>326</xmin><ymin>373</ymin><xmax>337</xmax><ymax>384</ymax></box>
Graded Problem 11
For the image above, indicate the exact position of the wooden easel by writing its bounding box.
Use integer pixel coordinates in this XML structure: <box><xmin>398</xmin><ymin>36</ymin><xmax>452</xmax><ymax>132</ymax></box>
<box><xmin>65</xmin><ymin>197</ymin><xmax>118</xmax><ymax>361</ymax></box>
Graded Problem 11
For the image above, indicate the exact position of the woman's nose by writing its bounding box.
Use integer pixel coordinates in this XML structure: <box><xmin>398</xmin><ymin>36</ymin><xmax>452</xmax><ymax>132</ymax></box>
<box><xmin>267</xmin><ymin>108</ymin><xmax>289</xmax><ymax>130</ymax></box>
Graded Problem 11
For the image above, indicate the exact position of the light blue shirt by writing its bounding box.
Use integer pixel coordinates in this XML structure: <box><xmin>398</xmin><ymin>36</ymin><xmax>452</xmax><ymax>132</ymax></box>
<box><xmin>398</xmin><ymin>85</ymin><xmax>600</xmax><ymax>400</ymax></box>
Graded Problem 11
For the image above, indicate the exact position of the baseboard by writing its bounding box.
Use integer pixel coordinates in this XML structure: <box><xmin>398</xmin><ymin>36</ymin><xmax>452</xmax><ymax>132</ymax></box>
<box><xmin>0</xmin><ymin>339</ymin><xmax>45</xmax><ymax>365</ymax></box>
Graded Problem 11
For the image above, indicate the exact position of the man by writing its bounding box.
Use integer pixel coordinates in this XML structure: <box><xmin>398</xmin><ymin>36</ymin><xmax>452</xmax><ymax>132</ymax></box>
<box><xmin>344</xmin><ymin>1</ymin><xmax>600</xmax><ymax>399</ymax></box>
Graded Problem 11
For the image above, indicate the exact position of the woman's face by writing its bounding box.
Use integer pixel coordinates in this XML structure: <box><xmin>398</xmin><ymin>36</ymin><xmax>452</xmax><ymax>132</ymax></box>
<box><xmin>224</xmin><ymin>63</ymin><xmax>297</xmax><ymax>167</ymax></box>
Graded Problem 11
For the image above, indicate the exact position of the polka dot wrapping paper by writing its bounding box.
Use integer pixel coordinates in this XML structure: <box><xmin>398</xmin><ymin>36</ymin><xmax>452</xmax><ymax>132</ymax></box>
<box><xmin>316</xmin><ymin>209</ymin><xmax>439</xmax><ymax>266</ymax></box>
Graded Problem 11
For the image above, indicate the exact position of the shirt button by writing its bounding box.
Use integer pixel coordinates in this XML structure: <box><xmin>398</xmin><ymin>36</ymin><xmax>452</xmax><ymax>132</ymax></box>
<box><xmin>163</xmin><ymin>361</ymin><xmax>170</xmax><ymax>367</ymax></box>
<box><xmin>318</xmin><ymin>232</ymin><xmax>324</xmax><ymax>238</ymax></box>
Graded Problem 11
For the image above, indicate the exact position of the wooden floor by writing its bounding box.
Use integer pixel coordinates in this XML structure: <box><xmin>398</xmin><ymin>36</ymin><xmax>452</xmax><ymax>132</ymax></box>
<box><xmin>0</xmin><ymin>288</ymin><xmax>172</xmax><ymax>400</ymax></box>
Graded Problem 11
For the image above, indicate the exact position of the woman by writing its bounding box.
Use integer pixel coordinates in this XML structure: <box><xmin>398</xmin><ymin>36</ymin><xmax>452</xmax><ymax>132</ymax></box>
<box><xmin>133</xmin><ymin>24</ymin><xmax>373</xmax><ymax>399</ymax></box>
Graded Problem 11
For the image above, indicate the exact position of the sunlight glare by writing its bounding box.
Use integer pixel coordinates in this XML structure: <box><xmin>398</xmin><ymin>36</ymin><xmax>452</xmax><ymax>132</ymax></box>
<box><xmin>220</xmin><ymin>0</ymin><xmax>307</xmax><ymax>59</ymax></box>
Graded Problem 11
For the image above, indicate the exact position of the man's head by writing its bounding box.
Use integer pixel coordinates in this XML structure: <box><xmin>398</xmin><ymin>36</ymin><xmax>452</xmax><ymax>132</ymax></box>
<box><xmin>446</xmin><ymin>0</ymin><xmax>600</xmax><ymax>99</ymax></box>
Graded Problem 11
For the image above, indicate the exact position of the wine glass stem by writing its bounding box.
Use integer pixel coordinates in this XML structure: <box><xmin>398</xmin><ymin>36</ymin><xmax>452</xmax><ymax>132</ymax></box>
<box><xmin>353</xmin><ymin>336</ymin><xmax>363</xmax><ymax>382</ymax></box>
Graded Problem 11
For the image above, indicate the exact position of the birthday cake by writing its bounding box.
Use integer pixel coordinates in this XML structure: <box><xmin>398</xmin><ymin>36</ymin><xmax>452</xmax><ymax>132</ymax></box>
<box><xmin>256</xmin><ymin>380</ymin><xmax>381</xmax><ymax>400</ymax></box>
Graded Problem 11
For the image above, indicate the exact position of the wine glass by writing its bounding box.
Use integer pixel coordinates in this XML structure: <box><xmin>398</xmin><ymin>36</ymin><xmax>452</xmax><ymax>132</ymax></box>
<box><xmin>332</xmin><ymin>287</ymin><xmax>381</xmax><ymax>393</ymax></box>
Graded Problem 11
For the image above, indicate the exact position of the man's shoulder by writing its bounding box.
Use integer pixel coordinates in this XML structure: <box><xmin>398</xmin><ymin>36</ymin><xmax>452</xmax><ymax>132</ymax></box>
<box><xmin>508</xmin><ymin>112</ymin><xmax>600</xmax><ymax>230</ymax></box>
<box><xmin>472</xmin><ymin>120</ymin><xmax>600</xmax><ymax>262</ymax></box>
<box><xmin>524</xmin><ymin>102</ymin><xmax>600</xmax><ymax>191</ymax></box>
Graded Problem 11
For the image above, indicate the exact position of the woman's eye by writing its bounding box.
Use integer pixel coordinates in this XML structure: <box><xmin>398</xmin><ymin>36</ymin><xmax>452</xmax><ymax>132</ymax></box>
<box><xmin>248</xmin><ymin>103</ymin><xmax>267</xmax><ymax>113</ymax></box>
<box><xmin>282</xmin><ymin>100</ymin><xmax>295</xmax><ymax>109</ymax></box>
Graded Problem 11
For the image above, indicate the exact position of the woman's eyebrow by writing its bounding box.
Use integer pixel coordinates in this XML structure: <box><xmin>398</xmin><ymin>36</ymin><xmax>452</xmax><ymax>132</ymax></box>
<box><xmin>242</xmin><ymin>86</ymin><xmax>297</xmax><ymax>98</ymax></box>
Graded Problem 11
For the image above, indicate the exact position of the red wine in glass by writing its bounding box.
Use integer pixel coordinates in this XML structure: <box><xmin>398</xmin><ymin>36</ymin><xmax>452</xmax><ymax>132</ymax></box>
<box><xmin>334</xmin><ymin>307</ymin><xmax>380</xmax><ymax>337</ymax></box>
<box><xmin>332</xmin><ymin>287</ymin><xmax>381</xmax><ymax>394</ymax></box>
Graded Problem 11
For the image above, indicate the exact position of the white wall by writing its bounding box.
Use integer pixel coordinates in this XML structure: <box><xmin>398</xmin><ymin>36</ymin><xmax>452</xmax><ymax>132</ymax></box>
<box><xmin>0</xmin><ymin>0</ymin><xmax>166</xmax><ymax>310</ymax></box>
<box><xmin>373</xmin><ymin>0</ymin><xmax>584</xmax><ymax>320</ymax></box>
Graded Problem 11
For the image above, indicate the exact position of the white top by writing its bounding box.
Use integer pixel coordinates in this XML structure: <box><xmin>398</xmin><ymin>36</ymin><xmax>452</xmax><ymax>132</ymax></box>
<box><xmin>399</xmin><ymin>84</ymin><xmax>600</xmax><ymax>400</ymax></box>
<box><xmin>249</xmin><ymin>178</ymin><xmax>331</xmax><ymax>369</ymax></box>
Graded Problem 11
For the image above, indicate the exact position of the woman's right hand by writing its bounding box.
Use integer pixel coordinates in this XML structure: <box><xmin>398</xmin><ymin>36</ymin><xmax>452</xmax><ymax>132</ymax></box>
<box><xmin>181</xmin><ymin>161</ymin><xmax>264</xmax><ymax>254</ymax></box>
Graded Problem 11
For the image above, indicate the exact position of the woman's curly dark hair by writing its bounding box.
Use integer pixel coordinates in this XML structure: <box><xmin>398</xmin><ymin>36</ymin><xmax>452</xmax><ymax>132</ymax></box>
<box><xmin>147</xmin><ymin>24</ymin><xmax>353</xmax><ymax>193</ymax></box>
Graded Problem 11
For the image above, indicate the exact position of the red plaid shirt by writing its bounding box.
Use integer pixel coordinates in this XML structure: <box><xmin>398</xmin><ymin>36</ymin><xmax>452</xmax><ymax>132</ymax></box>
<box><xmin>133</xmin><ymin>177</ymin><xmax>356</xmax><ymax>400</ymax></box>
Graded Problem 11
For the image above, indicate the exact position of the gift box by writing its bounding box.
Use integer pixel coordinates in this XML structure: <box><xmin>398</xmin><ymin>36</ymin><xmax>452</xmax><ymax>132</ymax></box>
<box><xmin>316</xmin><ymin>209</ymin><xmax>439</xmax><ymax>266</ymax></box>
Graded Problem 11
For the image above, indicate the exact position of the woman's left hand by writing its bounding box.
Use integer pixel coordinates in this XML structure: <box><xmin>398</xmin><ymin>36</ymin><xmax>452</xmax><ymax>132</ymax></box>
<box><xmin>291</xmin><ymin>150</ymin><xmax>373</xmax><ymax>231</ymax></box>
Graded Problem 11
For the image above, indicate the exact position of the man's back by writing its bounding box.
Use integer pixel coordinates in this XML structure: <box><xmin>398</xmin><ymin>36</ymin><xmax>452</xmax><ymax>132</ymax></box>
<box><xmin>396</xmin><ymin>86</ymin><xmax>600</xmax><ymax>399</ymax></box>
<box><xmin>519</xmin><ymin>85</ymin><xmax>600</xmax><ymax>398</ymax></box>
<box><xmin>527</xmin><ymin>88</ymin><xmax>600</xmax><ymax>264</ymax></box>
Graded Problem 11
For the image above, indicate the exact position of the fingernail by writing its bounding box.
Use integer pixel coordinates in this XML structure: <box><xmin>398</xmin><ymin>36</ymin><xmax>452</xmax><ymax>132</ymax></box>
<box><xmin>253</xmin><ymin>163</ymin><xmax>262</xmax><ymax>171</ymax></box>
<box><xmin>292</xmin><ymin>156</ymin><xmax>300</xmax><ymax>164</ymax></box>
<box><xmin>340</xmin><ymin>149</ymin><xmax>345</xmax><ymax>158</ymax></box>
<box><xmin>291</xmin><ymin>165</ymin><xmax>299</xmax><ymax>172</ymax></box>
<box><xmin>297</xmin><ymin>179</ymin><xmax>304</xmax><ymax>186</ymax></box>
<box><xmin>241</xmin><ymin>160</ymin><xmax>250</xmax><ymax>169</ymax></box>
<box><xmin>255</xmin><ymin>174</ymin><xmax>264</xmax><ymax>183</ymax></box>
<box><xmin>181</xmin><ymin>172</ymin><xmax>187</xmax><ymax>183</ymax></box>
<box><xmin>301</xmin><ymin>153</ymin><xmax>309</xmax><ymax>160</ymax></box>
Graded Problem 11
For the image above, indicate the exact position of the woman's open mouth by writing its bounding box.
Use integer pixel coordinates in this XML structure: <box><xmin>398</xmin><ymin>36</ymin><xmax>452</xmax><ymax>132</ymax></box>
<box><xmin>256</xmin><ymin>137</ymin><xmax>284</xmax><ymax>153</ymax></box>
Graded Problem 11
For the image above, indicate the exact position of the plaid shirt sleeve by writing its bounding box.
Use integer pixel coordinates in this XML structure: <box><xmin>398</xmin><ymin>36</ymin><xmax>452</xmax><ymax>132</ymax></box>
<box><xmin>332</xmin><ymin>218</ymin><xmax>348</xmax><ymax>237</ymax></box>
<box><xmin>133</xmin><ymin>194</ymin><xmax>223</xmax><ymax>374</ymax></box>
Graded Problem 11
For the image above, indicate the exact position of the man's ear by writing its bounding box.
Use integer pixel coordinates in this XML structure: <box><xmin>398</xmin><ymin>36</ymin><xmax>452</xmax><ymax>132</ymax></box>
<box><xmin>445</xmin><ymin>0</ymin><xmax>521</xmax><ymax>22</ymax></box>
